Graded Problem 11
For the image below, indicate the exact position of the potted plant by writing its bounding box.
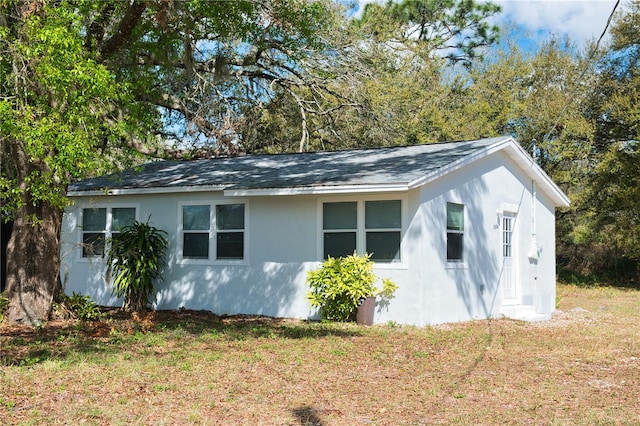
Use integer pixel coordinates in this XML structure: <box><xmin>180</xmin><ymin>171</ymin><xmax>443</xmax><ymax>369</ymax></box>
<box><xmin>306</xmin><ymin>252</ymin><xmax>398</xmax><ymax>324</ymax></box>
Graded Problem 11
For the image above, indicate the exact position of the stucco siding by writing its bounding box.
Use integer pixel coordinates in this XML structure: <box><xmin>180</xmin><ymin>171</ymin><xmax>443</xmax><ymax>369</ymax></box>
<box><xmin>59</xmin><ymin>144</ymin><xmax>562</xmax><ymax>326</ymax></box>
<box><xmin>60</xmin><ymin>191</ymin><xmax>417</xmax><ymax>320</ymax></box>
<box><xmin>412</xmin><ymin>150</ymin><xmax>558</xmax><ymax>325</ymax></box>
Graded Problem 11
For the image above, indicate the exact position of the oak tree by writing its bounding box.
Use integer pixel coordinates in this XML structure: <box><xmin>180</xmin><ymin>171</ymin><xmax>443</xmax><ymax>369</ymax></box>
<box><xmin>0</xmin><ymin>0</ymin><xmax>340</xmax><ymax>325</ymax></box>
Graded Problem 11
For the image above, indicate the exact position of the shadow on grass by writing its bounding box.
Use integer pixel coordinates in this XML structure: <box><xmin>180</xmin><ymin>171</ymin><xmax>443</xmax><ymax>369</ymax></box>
<box><xmin>150</xmin><ymin>309</ymin><xmax>366</xmax><ymax>340</ymax></box>
<box><xmin>292</xmin><ymin>406</ymin><xmax>325</xmax><ymax>426</ymax></box>
<box><xmin>0</xmin><ymin>309</ymin><xmax>364</xmax><ymax>366</ymax></box>
<box><xmin>0</xmin><ymin>321</ymin><xmax>113</xmax><ymax>367</ymax></box>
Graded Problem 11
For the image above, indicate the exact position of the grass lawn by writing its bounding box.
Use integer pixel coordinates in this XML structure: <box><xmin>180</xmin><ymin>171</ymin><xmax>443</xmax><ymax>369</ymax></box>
<box><xmin>1</xmin><ymin>284</ymin><xmax>639</xmax><ymax>425</ymax></box>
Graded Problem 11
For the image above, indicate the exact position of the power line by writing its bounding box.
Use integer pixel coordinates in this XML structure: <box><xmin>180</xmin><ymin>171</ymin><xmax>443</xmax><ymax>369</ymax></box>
<box><xmin>541</xmin><ymin>0</ymin><xmax>621</xmax><ymax>144</ymax></box>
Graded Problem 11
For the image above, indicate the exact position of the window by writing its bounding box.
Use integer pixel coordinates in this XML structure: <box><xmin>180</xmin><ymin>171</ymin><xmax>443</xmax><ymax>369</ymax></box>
<box><xmin>502</xmin><ymin>216</ymin><xmax>513</xmax><ymax>258</ymax></box>
<box><xmin>365</xmin><ymin>200</ymin><xmax>401</xmax><ymax>262</ymax></box>
<box><xmin>182</xmin><ymin>205</ymin><xmax>210</xmax><ymax>259</ymax></box>
<box><xmin>446</xmin><ymin>203</ymin><xmax>464</xmax><ymax>262</ymax></box>
<box><xmin>323</xmin><ymin>202</ymin><xmax>357</xmax><ymax>259</ymax></box>
<box><xmin>180</xmin><ymin>203</ymin><xmax>246</xmax><ymax>261</ymax></box>
<box><xmin>82</xmin><ymin>207</ymin><xmax>136</xmax><ymax>257</ymax></box>
<box><xmin>82</xmin><ymin>208</ymin><xmax>106</xmax><ymax>257</ymax></box>
<box><xmin>216</xmin><ymin>204</ymin><xmax>244</xmax><ymax>259</ymax></box>
<box><xmin>322</xmin><ymin>200</ymin><xmax>402</xmax><ymax>263</ymax></box>
<box><xmin>111</xmin><ymin>208</ymin><xmax>136</xmax><ymax>238</ymax></box>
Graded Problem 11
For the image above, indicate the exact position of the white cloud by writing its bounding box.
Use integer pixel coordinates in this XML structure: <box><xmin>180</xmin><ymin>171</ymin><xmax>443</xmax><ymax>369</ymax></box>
<box><xmin>493</xmin><ymin>0</ymin><xmax>620</xmax><ymax>46</ymax></box>
<box><xmin>352</xmin><ymin>0</ymin><xmax>622</xmax><ymax>47</ymax></box>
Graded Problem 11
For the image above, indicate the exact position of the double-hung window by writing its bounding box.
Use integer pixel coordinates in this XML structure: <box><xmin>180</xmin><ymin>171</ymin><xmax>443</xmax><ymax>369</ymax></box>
<box><xmin>322</xmin><ymin>200</ymin><xmax>402</xmax><ymax>263</ymax></box>
<box><xmin>181</xmin><ymin>203</ymin><xmax>245</xmax><ymax>261</ymax></box>
<box><xmin>216</xmin><ymin>204</ymin><xmax>245</xmax><ymax>259</ymax></box>
<box><xmin>182</xmin><ymin>205</ymin><xmax>211</xmax><ymax>259</ymax></box>
<box><xmin>365</xmin><ymin>200</ymin><xmax>401</xmax><ymax>262</ymax></box>
<box><xmin>323</xmin><ymin>202</ymin><xmax>357</xmax><ymax>259</ymax></box>
<box><xmin>446</xmin><ymin>202</ymin><xmax>464</xmax><ymax>262</ymax></box>
<box><xmin>82</xmin><ymin>207</ymin><xmax>136</xmax><ymax>257</ymax></box>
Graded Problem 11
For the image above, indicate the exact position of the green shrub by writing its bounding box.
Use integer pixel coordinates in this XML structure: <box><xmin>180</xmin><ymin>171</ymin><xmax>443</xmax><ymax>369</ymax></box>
<box><xmin>106</xmin><ymin>219</ymin><xmax>168</xmax><ymax>312</ymax></box>
<box><xmin>65</xmin><ymin>292</ymin><xmax>102</xmax><ymax>321</ymax></box>
<box><xmin>0</xmin><ymin>292</ymin><xmax>8</xmax><ymax>323</ymax></box>
<box><xmin>306</xmin><ymin>253</ymin><xmax>398</xmax><ymax>322</ymax></box>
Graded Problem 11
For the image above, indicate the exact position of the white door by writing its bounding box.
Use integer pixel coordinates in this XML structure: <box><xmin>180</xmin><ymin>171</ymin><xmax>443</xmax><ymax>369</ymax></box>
<box><xmin>501</xmin><ymin>213</ymin><xmax>517</xmax><ymax>302</ymax></box>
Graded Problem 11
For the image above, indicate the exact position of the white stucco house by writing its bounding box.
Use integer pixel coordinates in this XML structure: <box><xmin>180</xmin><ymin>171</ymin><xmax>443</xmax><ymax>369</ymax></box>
<box><xmin>60</xmin><ymin>136</ymin><xmax>570</xmax><ymax>325</ymax></box>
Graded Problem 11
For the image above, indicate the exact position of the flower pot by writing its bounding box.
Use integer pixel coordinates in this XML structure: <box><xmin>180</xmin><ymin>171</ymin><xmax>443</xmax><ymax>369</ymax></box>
<box><xmin>356</xmin><ymin>296</ymin><xmax>376</xmax><ymax>325</ymax></box>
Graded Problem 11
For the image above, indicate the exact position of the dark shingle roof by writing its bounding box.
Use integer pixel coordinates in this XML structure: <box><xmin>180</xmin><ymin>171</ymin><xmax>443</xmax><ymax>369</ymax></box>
<box><xmin>69</xmin><ymin>136</ymin><xmax>511</xmax><ymax>194</ymax></box>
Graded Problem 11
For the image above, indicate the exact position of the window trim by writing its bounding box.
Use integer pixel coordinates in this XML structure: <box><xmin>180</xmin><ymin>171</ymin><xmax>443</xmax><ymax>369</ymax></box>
<box><xmin>317</xmin><ymin>196</ymin><xmax>407</xmax><ymax>269</ymax></box>
<box><xmin>178</xmin><ymin>200</ymin><xmax>249</xmax><ymax>265</ymax></box>
<box><xmin>78</xmin><ymin>203</ymin><xmax>139</xmax><ymax>261</ymax></box>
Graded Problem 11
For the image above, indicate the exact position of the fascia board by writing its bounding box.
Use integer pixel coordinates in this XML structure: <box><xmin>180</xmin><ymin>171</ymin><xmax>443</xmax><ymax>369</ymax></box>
<box><xmin>67</xmin><ymin>184</ymin><xmax>227</xmax><ymax>197</ymax></box>
<box><xmin>503</xmin><ymin>140</ymin><xmax>571</xmax><ymax>207</ymax></box>
<box><xmin>68</xmin><ymin>183</ymin><xmax>409</xmax><ymax>198</ymax></box>
<box><xmin>224</xmin><ymin>183</ymin><xmax>409</xmax><ymax>197</ymax></box>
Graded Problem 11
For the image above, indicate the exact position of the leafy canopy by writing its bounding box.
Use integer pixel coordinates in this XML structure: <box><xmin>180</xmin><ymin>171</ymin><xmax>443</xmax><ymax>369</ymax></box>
<box><xmin>0</xmin><ymin>3</ymin><xmax>138</xmax><ymax>213</ymax></box>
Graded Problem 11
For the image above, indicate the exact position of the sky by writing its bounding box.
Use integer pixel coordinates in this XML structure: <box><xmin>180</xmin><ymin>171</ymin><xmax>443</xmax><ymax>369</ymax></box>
<box><xmin>353</xmin><ymin>0</ymin><xmax>622</xmax><ymax>49</ymax></box>
<box><xmin>492</xmin><ymin>0</ymin><xmax>620</xmax><ymax>47</ymax></box>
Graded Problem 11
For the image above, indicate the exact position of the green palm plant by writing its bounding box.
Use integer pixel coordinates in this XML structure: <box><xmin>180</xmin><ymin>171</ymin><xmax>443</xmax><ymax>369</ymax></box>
<box><xmin>106</xmin><ymin>219</ymin><xmax>168</xmax><ymax>312</ymax></box>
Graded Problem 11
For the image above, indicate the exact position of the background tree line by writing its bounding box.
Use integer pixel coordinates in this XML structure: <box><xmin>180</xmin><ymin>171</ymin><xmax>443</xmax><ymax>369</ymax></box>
<box><xmin>245</xmin><ymin>0</ymin><xmax>640</xmax><ymax>286</ymax></box>
<box><xmin>1</xmin><ymin>0</ymin><xmax>638</xmax><ymax>325</ymax></box>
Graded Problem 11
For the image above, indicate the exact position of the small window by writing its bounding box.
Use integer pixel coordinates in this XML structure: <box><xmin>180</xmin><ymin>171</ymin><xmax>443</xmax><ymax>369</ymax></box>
<box><xmin>182</xmin><ymin>205</ymin><xmax>210</xmax><ymax>259</ymax></box>
<box><xmin>323</xmin><ymin>202</ymin><xmax>357</xmax><ymax>259</ymax></box>
<box><xmin>82</xmin><ymin>207</ymin><xmax>136</xmax><ymax>257</ymax></box>
<box><xmin>365</xmin><ymin>200</ymin><xmax>401</xmax><ymax>262</ymax></box>
<box><xmin>216</xmin><ymin>204</ymin><xmax>244</xmax><ymax>259</ymax></box>
<box><xmin>446</xmin><ymin>203</ymin><xmax>464</xmax><ymax>262</ymax></box>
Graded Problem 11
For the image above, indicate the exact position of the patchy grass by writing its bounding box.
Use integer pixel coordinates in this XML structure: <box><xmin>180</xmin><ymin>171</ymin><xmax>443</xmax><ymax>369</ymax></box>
<box><xmin>1</xmin><ymin>284</ymin><xmax>639</xmax><ymax>425</ymax></box>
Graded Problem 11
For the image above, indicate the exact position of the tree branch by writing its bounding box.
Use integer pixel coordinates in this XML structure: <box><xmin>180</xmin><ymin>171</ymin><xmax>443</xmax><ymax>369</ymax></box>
<box><xmin>99</xmin><ymin>1</ymin><xmax>147</xmax><ymax>60</ymax></box>
<box><xmin>84</xmin><ymin>3</ymin><xmax>115</xmax><ymax>51</ymax></box>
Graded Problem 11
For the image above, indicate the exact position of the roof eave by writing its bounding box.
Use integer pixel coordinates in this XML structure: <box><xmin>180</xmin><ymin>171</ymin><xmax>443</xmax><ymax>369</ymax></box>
<box><xmin>67</xmin><ymin>183</ymin><xmax>410</xmax><ymax>198</ymax></box>
<box><xmin>503</xmin><ymin>139</ymin><xmax>571</xmax><ymax>207</ymax></box>
<box><xmin>408</xmin><ymin>136</ymin><xmax>513</xmax><ymax>190</ymax></box>
<box><xmin>223</xmin><ymin>183</ymin><xmax>409</xmax><ymax>197</ymax></box>
<box><xmin>407</xmin><ymin>136</ymin><xmax>570</xmax><ymax>208</ymax></box>
<box><xmin>67</xmin><ymin>184</ymin><xmax>227</xmax><ymax>197</ymax></box>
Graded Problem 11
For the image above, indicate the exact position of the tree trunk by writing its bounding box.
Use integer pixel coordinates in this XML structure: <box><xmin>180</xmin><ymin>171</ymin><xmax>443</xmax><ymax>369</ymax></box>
<box><xmin>5</xmin><ymin>200</ymin><xmax>63</xmax><ymax>326</ymax></box>
<box><xmin>124</xmin><ymin>292</ymin><xmax>147</xmax><ymax>313</ymax></box>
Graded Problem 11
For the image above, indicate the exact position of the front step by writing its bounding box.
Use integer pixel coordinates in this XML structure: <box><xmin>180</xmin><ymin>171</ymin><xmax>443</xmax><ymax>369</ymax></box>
<box><xmin>500</xmin><ymin>305</ymin><xmax>551</xmax><ymax>322</ymax></box>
